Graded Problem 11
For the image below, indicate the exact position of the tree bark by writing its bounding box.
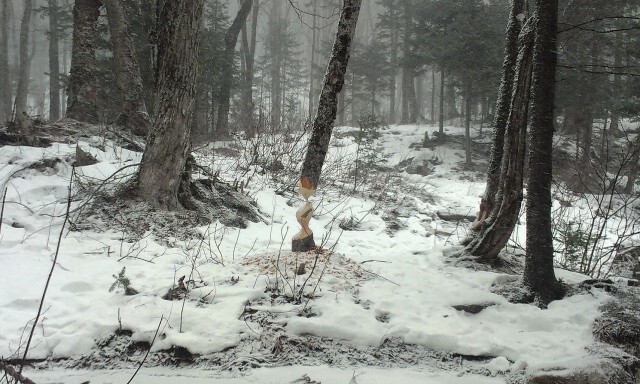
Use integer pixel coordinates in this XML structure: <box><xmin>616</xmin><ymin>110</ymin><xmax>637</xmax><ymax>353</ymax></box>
<box><xmin>215</xmin><ymin>0</ymin><xmax>252</xmax><ymax>138</ymax></box>
<box><xmin>389</xmin><ymin>27</ymin><xmax>397</xmax><ymax>124</ymax></box>
<box><xmin>137</xmin><ymin>0</ymin><xmax>204</xmax><ymax>210</ymax></box>
<box><xmin>104</xmin><ymin>0</ymin><xmax>151</xmax><ymax>136</ymax></box>
<box><xmin>293</xmin><ymin>0</ymin><xmax>362</xmax><ymax>252</ymax></box>
<box><xmin>13</xmin><ymin>0</ymin><xmax>33</xmax><ymax>118</ymax></box>
<box><xmin>465</xmin><ymin>19</ymin><xmax>535</xmax><ymax>261</ymax></box>
<box><xmin>66</xmin><ymin>0</ymin><xmax>101</xmax><ymax>123</ymax></box>
<box><xmin>308</xmin><ymin>0</ymin><xmax>317</xmax><ymax>120</ymax></box>
<box><xmin>464</xmin><ymin>81</ymin><xmax>472</xmax><ymax>166</ymax></box>
<box><xmin>438</xmin><ymin>68</ymin><xmax>445</xmax><ymax>135</ymax></box>
<box><xmin>269</xmin><ymin>1</ymin><xmax>283</xmax><ymax>130</ymax></box>
<box><xmin>48</xmin><ymin>0</ymin><xmax>61</xmax><ymax>121</ymax></box>
<box><xmin>467</xmin><ymin>0</ymin><xmax>524</xmax><ymax>239</ymax></box>
<box><xmin>240</xmin><ymin>0</ymin><xmax>259</xmax><ymax>138</ymax></box>
<box><xmin>0</xmin><ymin>0</ymin><xmax>11</xmax><ymax>123</ymax></box>
<box><xmin>524</xmin><ymin>0</ymin><xmax>564</xmax><ymax>307</ymax></box>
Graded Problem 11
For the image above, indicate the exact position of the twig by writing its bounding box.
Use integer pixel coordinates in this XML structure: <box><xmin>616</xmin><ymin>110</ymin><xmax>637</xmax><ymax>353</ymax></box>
<box><xmin>18</xmin><ymin>169</ymin><xmax>74</xmax><ymax>376</ymax></box>
<box><xmin>0</xmin><ymin>187</ymin><xmax>7</xmax><ymax>235</ymax></box>
<box><xmin>126</xmin><ymin>315</ymin><xmax>165</xmax><ymax>384</ymax></box>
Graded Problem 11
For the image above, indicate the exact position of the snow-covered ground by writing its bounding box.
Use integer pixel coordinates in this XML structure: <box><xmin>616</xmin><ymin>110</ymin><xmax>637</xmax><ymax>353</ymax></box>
<box><xmin>0</xmin><ymin>123</ymin><xmax>617</xmax><ymax>382</ymax></box>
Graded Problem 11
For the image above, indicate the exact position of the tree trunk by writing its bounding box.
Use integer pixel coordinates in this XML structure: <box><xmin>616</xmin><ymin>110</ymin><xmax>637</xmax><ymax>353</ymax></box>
<box><xmin>66</xmin><ymin>0</ymin><xmax>101</xmax><ymax>123</ymax></box>
<box><xmin>438</xmin><ymin>68</ymin><xmax>445</xmax><ymax>135</ymax></box>
<box><xmin>308</xmin><ymin>0</ymin><xmax>317</xmax><ymax>120</ymax></box>
<box><xmin>524</xmin><ymin>0</ymin><xmax>564</xmax><ymax>307</ymax></box>
<box><xmin>240</xmin><ymin>0</ymin><xmax>259</xmax><ymax>138</ymax></box>
<box><xmin>104</xmin><ymin>0</ymin><xmax>151</xmax><ymax>136</ymax></box>
<box><xmin>464</xmin><ymin>81</ymin><xmax>472</xmax><ymax>166</ymax></box>
<box><xmin>215</xmin><ymin>0</ymin><xmax>252</xmax><ymax>138</ymax></box>
<box><xmin>48</xmin><ymin>0</ymin><xmax>61</xmax><ymax>121</ymax></box>
<box><xmin>467</xmin><ymin>0</ymin><xmax>524</xmax><ymax>239</ymax></box>
<box><xmin>444</xmin><ymin>81</ymin><xmax>458</xmax><ymax>119</ymax></box>
<box><xmin>293</xmin><ymin>0</ymin><xmax>362</xmax><ymax>252</ymax></box>
<box><xmin>389</xmin><ymin>28</ymin><xmax>397</xmax><ymax>124</ymax></box>
<box><xmin>430</xmin><ymin>69</ymin><xmax>435</xmax><ymax>122</ymax></box>
<box><xmin>0</xmin><ymin>0</ymin><xmax>11</xmax><ymax>123</ymax></box>
<box><xmin>269</xmin><ymin>1</ymin><xmax>283</xmax><ymax>130</ymax></box>
<box><xmin>137</xmin><ymin>0</ymin><xmax>204</xmax><ymax>210</ymax></box>
<box><xmin>13</xmin><ymin>0</ymin><xmax>33</xmax><ymax>118</ymax></box>
<box><xmin>465</xmin><ymin>19</ymin><xmax>535</xmax><ymax>261</ymax></box>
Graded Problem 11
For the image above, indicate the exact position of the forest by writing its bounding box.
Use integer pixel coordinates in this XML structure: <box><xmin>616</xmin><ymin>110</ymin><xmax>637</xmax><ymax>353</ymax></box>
<box><xmin>0</xmin><ymin>0</ymin><xmax>639</xmax><ymax>383</ymax></box>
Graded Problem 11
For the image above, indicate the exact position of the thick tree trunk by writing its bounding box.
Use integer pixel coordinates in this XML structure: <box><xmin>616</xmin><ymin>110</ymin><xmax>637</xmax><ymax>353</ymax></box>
<box><xmin>48</xmin><ymin>0</ymin><xmax>61</xmax><ymax>121</ymax></box>
<box><xmin>465</xmin><ymin>19</ymin><xmax>535</xmax><ymax>261</ymax></box>
<box><xmin>104</xmin><ymin>0</ymin><xmax>151</xmax><ymax>136</ymax></box>
<box><xmin>467</xmin><ymin>0</ymin><xmax>524</xmax><ymax>239</ymax></box>
<box><xmin>524</xmin><ymin>0</ymin><xmax>564</xmax><ymax>306</ymax></box>
<box><xmin>13</xmin><ymin>0</ymin><xmax>33</xmax><ymax>118</ymax></box>
<box><xmin>215</xmin><ymin>0</ymin><xmax>252</xmax><ymax>138</ymax></box>
<box><xmin>293</xmin><ymin>0</ymin><xmax>362</xmax><ymax>252</ymax></box>
<box><xmin>66</xmin><ymin>0</ymin><xmax>101</xmax><ymax>123</ymax></box>
<box><xmin>137</xmin><ymin>0</ymin><xmax>204</xmax><ymax>210</ymax></box>
<box><xmin>0</xmin><ymin>0</ymin><xmax>11</xmax><ymax>123</ymax></box>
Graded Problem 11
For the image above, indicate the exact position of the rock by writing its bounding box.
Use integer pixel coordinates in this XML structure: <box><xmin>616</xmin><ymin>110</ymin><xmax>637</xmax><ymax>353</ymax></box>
<box><xmin>75</xmin><ymin>145</ymin><xmax>98</xmax><ymax>166</ymax></box>
<box><xmin>452</xmin><ymin>302</ymin><xmax>497</xmax><ymax>314</ymax></box>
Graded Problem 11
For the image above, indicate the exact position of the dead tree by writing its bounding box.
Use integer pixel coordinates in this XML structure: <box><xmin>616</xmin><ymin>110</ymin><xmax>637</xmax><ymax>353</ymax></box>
<box><xmin>292</xmin><ymin>0</ymin><xmax>362</xmax><ymax>252</ymax></box>
<box><xmin>104</xmin><ymin>0</ymin><xmax>151</xmax><ymax>136</ymax></box>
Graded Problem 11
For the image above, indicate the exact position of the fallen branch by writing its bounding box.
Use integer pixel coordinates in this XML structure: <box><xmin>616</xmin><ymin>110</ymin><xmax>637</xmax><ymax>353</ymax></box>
<box><xmin>0</xmin><ymin>359</ymin><xmax>36</xmax><ymax>384</ymax></box>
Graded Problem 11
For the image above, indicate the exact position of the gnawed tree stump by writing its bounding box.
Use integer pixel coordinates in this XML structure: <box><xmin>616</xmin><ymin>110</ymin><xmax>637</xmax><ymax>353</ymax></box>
<box><xmin>292</xmin><ymin>0</ymin><xmax>362</xmax><ymax>252</ymax></box>
<box><xmin>292</xmin><ymin>178</ymin><xmax>316</xmax><ymax>252</ymax></box>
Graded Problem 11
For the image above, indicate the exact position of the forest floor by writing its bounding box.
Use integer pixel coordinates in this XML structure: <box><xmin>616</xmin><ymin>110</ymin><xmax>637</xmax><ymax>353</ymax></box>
<box><xmin>0</xmin><ymin>120</ymin><xmax>638</xmax><ymax>383</ymax></box>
